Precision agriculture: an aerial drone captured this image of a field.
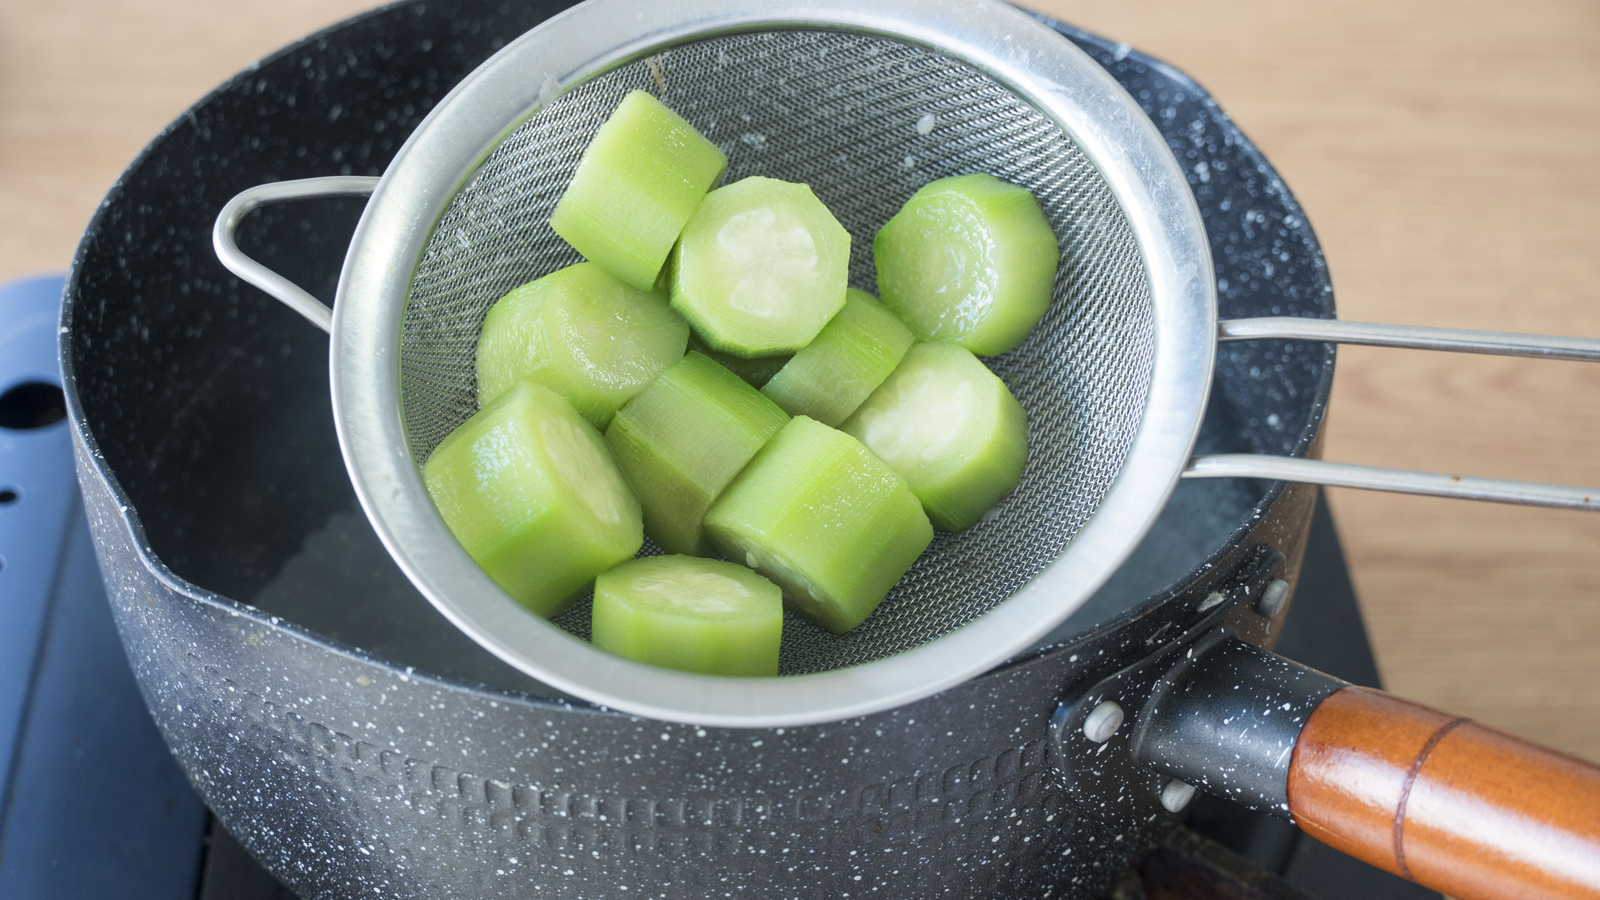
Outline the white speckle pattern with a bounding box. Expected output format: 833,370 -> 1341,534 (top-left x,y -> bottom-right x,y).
70,7 -> 1337,898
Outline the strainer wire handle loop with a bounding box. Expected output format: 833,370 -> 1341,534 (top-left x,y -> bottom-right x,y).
211,176 -> 1600,511
213,176 -> 382,333
1184,317 -> 1600,509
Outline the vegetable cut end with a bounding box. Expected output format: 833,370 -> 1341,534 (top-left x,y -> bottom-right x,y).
475,262 -> 689,428
540,411 -> 627,526
705,416 -> 932,633
874,173 -> 1058,356
761,288 -> 914,426
551,90 -> 728,291
423,382 -> 643,617
843,343 -> 1028,532
606,352 -> 789,556
671,176 -> 850,356
592,555 -> 782,676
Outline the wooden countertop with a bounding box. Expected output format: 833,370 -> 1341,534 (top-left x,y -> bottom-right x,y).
3,0 -> 1596,759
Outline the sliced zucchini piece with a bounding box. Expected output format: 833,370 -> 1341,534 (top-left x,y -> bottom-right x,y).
670,176 -> 850,357
423,382 -> 643,617
592,555 -> 782,676
704,417 -> 932,633
842,342 -> 1027,532
873,173 -> 1058,356
687,331 -> 791,388
761,288 -> 914,426
475,262 -> 690,428
605,352 -> 789,556
550,90 -> 728,291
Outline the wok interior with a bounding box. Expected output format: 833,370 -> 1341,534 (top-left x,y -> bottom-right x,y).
398,30 -> 1157,674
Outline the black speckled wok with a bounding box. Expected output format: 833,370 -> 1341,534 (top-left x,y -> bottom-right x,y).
63,2 -> 1600,898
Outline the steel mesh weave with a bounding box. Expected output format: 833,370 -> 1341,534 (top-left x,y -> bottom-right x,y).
400,30 -> 1155,675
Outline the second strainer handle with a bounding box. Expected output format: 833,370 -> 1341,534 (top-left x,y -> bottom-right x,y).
1183,455 -> 1595,509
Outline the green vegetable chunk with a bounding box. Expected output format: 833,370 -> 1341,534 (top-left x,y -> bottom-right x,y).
687,331 -> 791,388
592,555 -> 783,676
423,382 -> 643,617
671,176 -> 850,357
874,173 -> 1059,356
475,262 -> 690,428
761,288 -> 914,426
550,90 -> 728,291
705,417 -> 932,633
605,352 -> 789,556
843,342 -> 1028,532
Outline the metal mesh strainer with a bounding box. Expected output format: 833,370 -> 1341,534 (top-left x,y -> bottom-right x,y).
400,30 -> 1155,675
211,0 -> 1220,725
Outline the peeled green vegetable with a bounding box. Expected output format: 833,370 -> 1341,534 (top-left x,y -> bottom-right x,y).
605,352 -> 789,556
761,288 -> 914,426
705,416 -> 932,633
550,90 -> 728,291
475,262 -> 690,428
592,555 -> 782,676
843,342 -> 1027,532
671,176 -> 850,357
423,382 -> 643,617
874,173 -> 1058,356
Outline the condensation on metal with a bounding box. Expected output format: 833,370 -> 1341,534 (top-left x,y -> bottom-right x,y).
398,30 -> 1156,675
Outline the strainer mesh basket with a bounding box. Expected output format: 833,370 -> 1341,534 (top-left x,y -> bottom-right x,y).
398,30 -> 1155,675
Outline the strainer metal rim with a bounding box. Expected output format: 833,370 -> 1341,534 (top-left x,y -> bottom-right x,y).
329,0 -> 1216,727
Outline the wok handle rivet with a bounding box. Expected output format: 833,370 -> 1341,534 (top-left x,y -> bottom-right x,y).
1161,779 -> 1198,813
1082,700 -> 1124,743
1256,579 -> 1290,619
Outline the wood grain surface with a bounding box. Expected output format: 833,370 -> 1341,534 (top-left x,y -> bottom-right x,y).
1288,686 -> 1600,900
2,1 -> 1596,759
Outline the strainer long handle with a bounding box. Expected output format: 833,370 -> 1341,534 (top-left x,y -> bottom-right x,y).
1184,456 -> 1595,509
1219,316 -> 1600,361
212,176 -> 381,332
1184,317 -> 1600,509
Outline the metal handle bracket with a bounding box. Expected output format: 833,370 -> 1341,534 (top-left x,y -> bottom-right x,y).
212,176 -> 380,333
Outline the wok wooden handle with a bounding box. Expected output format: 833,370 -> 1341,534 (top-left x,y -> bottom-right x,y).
1288,686 -> 1600,900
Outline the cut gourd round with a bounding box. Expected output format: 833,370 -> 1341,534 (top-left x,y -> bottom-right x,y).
423,382 -> 643,618
687,331 -> 791,388
592,555 -> 783,676
761,288 -> 914,426
550,90 -> 728,291
605,352 -> 789,556
475,262 -> 690,428
670,176 -> 850,357
704,417 -> 932,634
842,342 -> 1028,533
873,173 -> 1059,356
